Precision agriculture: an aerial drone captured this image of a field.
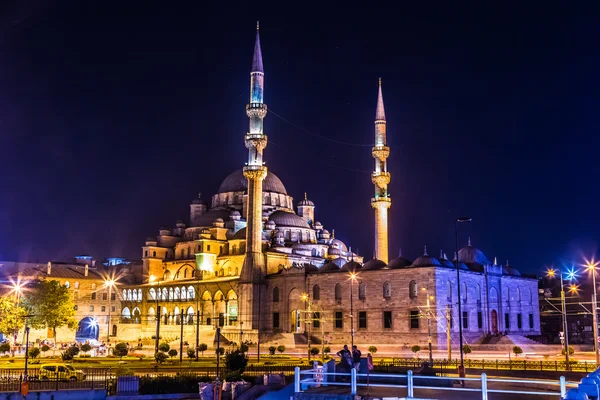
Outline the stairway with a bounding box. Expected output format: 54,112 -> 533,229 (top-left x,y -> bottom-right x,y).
507,334 -> 539,346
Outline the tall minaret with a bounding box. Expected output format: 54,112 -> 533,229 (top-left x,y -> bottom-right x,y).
240,22 -> 268,330
371,78 -> 391,263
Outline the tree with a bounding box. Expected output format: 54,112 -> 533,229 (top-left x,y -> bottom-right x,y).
216,347 -> 224,356
0,297 -> 26,343
411,345 -> 421,357
561,346 -> 575,356
0,343 -> 10,354
225,350 -> 249,375
240,344 -> 249,353
159,342 -> 170,353
268,346 -> 276,355
323,346 -> 331,356
155,351 -> 168,364
114,343 -> 129,359
61,346 -> 79,361
512,346 -> 523,357
187,348 -> 196,359
277,345 -> 286,354
168,349 -> 178,359
24,280 -> 76,345
310,347 -> 320,356
198,343 -> 208,356
462,344 -> 472,358
368,346 -> 378,354
41,345 -> 50,356
81,344 -> 92,355
28,347 -> 40,360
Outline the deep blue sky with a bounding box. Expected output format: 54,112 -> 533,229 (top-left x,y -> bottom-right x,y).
0,2 -> 598,274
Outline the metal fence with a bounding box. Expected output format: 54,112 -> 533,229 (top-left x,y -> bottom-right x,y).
0,367 -> 111,393
386,357 -> 598,372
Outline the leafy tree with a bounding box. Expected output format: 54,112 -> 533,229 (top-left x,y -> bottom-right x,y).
462,344 -> 472,357
41,345 -> 50,355
268,346 -> 276,355
159,342 -> 170,353
411,345 -> 421,357
168,349 -> 178,359
240,344 -> 249,353
0,343 -> 10,354
28,347 -> 40,360
512,346 -> 523,357
81,344 -> 92,354
68,346 -> 80,356
0,297 -> 26,342
323,346 -> 331,356
155,351 -> 168,364
561,346 -> 575,356
114,342 -> 129,359
310,347 -> 320,356
23,280 -> 76,345
216,347 -> 224,356
198,343 -> 208,356
368,346 -> 378,354
61,346 -> 79,361
277,345 -> 286,354
187,348 -> 196,359
225,350 -> 248,375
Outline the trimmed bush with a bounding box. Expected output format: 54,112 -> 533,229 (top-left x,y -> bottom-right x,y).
277,345 -> 286,354
198,343 -> 208,356
310,347 -> 320,356
268,346 -> 276,355
158,343 -> 170,353
187,348 -> 196,359
154,351 -> 168,364
512,346 -> 523,357
28,347 -> 40,360
0,343 -> 10,354
368,346 -> 377,354
561,346 -> 575,356
168,349 -> 178,359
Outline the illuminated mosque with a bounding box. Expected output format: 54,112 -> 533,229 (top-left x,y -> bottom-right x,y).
6,24 -> 540,350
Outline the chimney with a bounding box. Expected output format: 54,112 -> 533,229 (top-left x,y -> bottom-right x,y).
84,264 -> 89,277
47,262 -> 51,275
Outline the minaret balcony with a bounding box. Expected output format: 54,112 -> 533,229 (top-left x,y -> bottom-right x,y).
246,103 -> 267,119
245,134 -> 268,151
371,196 -> 392,208
372,146 -> 390,161
243,165 -> 268,180
371,172 -> 391,188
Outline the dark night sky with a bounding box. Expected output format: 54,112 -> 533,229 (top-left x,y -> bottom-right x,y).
0,2 -> 598,274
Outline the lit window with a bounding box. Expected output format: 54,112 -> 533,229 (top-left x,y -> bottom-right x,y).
101,306 -> 106,312
335,311 -> 343,328
89,305 -> 94,312
383,282 -> 392,299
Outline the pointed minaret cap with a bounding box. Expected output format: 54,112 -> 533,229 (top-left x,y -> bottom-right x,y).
398,248 -> 402,257
423,245 -> 428,256
468,237 -> 472,246
252,21 -> 264,73
494,256 -> 497,265
376,78 -> 386,121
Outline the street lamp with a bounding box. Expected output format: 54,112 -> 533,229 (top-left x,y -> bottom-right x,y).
585,259 -> 599,366
349,272 -> 357,349
150,275 -> 161,354
455,216 -> 471,379
301,293 -> 311,360
546,267 -> 576,368
104,279 -> 116,344
421,286 -> 434,364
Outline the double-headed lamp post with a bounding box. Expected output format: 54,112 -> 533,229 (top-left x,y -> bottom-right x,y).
149,275 -> 161,354
421,286 -> 434,364
104,279 -> 116,343
455,216 -> 471,378
585,260 -> 600,366
349,272 -> 357,349
546,268 -> 577,369
301,293 -> 311,360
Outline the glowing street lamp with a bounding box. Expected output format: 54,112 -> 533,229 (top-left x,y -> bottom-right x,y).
421,286 -> 434,364
150,275 -> 161,354
455,216 -> 471,379
104,279 -> 116,343
301,293 -> 311,360
349,272 -> 357,349
546,267 -> 573,368
584,259 -> 599,366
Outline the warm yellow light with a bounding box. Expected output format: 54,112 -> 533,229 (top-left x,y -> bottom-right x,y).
104,278 -> 116,288
149,275 -> 156,283
349,272 -> 357,281
421,287 -> 427,292
301,293 -> 308,301
546,268 -> 556,278
569,284 -> 579,294
13,283 -> 22,294
429,295 -> 435,300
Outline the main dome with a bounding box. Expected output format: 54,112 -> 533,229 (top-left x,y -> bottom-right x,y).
218,169 -> 287,195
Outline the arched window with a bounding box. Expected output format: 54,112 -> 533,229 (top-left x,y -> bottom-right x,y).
462,282 -> 467,302
517,287 -> 521,302
112,325 -> 117,336
447,281 -> 452,302
163,271 -> 170,281
122,289 -> 127,300
313,285 -> 320,300
358,282 -> 366,300
383,281 -> 392,299
121,307 -> 131,319
187,248 -> 191,257
174,287 -> 181,300
74,281 -> 80,289
409,281 -> 417,299
64,281 -> 70,289
234,267 -> 238,276
132,289 -> 137,301
181,286 -> 187,300
149,288 -> 156,300
528,288 -> 533,304
162,288 -> 168,300
335,284 -> 342,301
273,287 -> 280,302
138,289 -> 142,302
184,269 -> 188,278
180,249 -> 184,258
188,286 -> 195,299
476,284 -> 482,305
91,283 -> 97,290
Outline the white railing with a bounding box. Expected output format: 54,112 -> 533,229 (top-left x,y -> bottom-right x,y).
294,366 -> 574,399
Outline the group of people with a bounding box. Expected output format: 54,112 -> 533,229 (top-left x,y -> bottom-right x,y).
336,344 -> 361,373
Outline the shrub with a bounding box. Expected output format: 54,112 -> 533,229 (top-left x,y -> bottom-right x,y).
512,346 -> 523,357
216,347 -> 224,356
159,343 -> 170,353
561,346 -> 575,356
187,348 -> 196,359
69,346 -> 80,356
198,343 -> 208,356
462,344 -> 472,356
277,345 -> 286,354
368,346 -> 378,354
240,344 -> 249,353
0,343 -> 11,354
28,347 -> 40,360
115,366 -> 134,376
114,343 -> 129,359
323,346 -> 331,355
310,347 -> 320,356
61,351 -> 74,361
411,345 -> 421,356
41,345 -> 50,353
155,351 -> 168,364
81,343 -> 92,354
225,350 -> 249,374
268,346 -> 276,355
168,349 -> 178,359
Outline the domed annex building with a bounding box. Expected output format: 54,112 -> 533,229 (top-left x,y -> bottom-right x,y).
113,25 -> 540,349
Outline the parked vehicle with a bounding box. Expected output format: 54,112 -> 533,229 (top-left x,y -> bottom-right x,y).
38,364 -> 86,381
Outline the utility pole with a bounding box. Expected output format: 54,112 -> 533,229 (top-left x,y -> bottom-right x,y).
426,292 -> 433,364
446,305 -> 452,361
179,310 -> 184,364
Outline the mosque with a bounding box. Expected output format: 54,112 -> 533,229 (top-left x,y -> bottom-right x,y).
4,24 -> 540,350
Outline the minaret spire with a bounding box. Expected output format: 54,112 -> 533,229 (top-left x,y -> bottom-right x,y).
252,21 -> 264,74
371,78 -> 391,263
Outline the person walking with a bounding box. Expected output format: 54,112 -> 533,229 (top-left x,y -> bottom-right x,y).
352,345 -> 361,372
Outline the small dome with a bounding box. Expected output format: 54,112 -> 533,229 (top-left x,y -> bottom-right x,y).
333,257 -> 346,267
201,228 -> 211,234
319,261 -> 340,273
503,263 -> 521,276
458,242 -> 490,265
330,239 -> 348,252
298,193 -> 315,207
411,255 -> 441,267
265,220 -> 276,229
363,259 -> 387,270
388,257 -> 412,269
322,229 -> 330,236
314,221 -> 323,229
305,264 -> 319,273
328,247 -> 341,256
214,218 -> 224,223
268,210 -> 310,228
439,257 -> 454,267
191,194 -> 207,205
341,260 -> 362,272
232,227 -> 266,241
218,169 -> 287,195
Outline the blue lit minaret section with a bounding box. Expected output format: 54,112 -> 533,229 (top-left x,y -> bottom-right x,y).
240,22 -> 268,331
371,78 -> 391,263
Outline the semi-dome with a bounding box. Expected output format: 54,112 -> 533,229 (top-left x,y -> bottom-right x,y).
458,242 -> 490,265
330,239 -> 348,252
320,261 -> 340,273
268,210 -> 310,228
388,257 -> 412,269
363,259 -> 387,270
341,260 -> 362,272
218,169 -> 287,195
232,227 -> 267,241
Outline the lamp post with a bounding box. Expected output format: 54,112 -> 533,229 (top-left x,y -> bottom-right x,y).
586,260 -> 599,366
104,279 -> 115,344
301,293 -> 311,360
421,286 -> 434,364
455,216 -> 471,379
349,272 -> 357,349
12,282 -> 23,344
150,275 -> 161,354
546,268 -> 576,369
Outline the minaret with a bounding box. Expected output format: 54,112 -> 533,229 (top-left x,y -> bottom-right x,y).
240,22 -> 268,330
371,78 -> 391,263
